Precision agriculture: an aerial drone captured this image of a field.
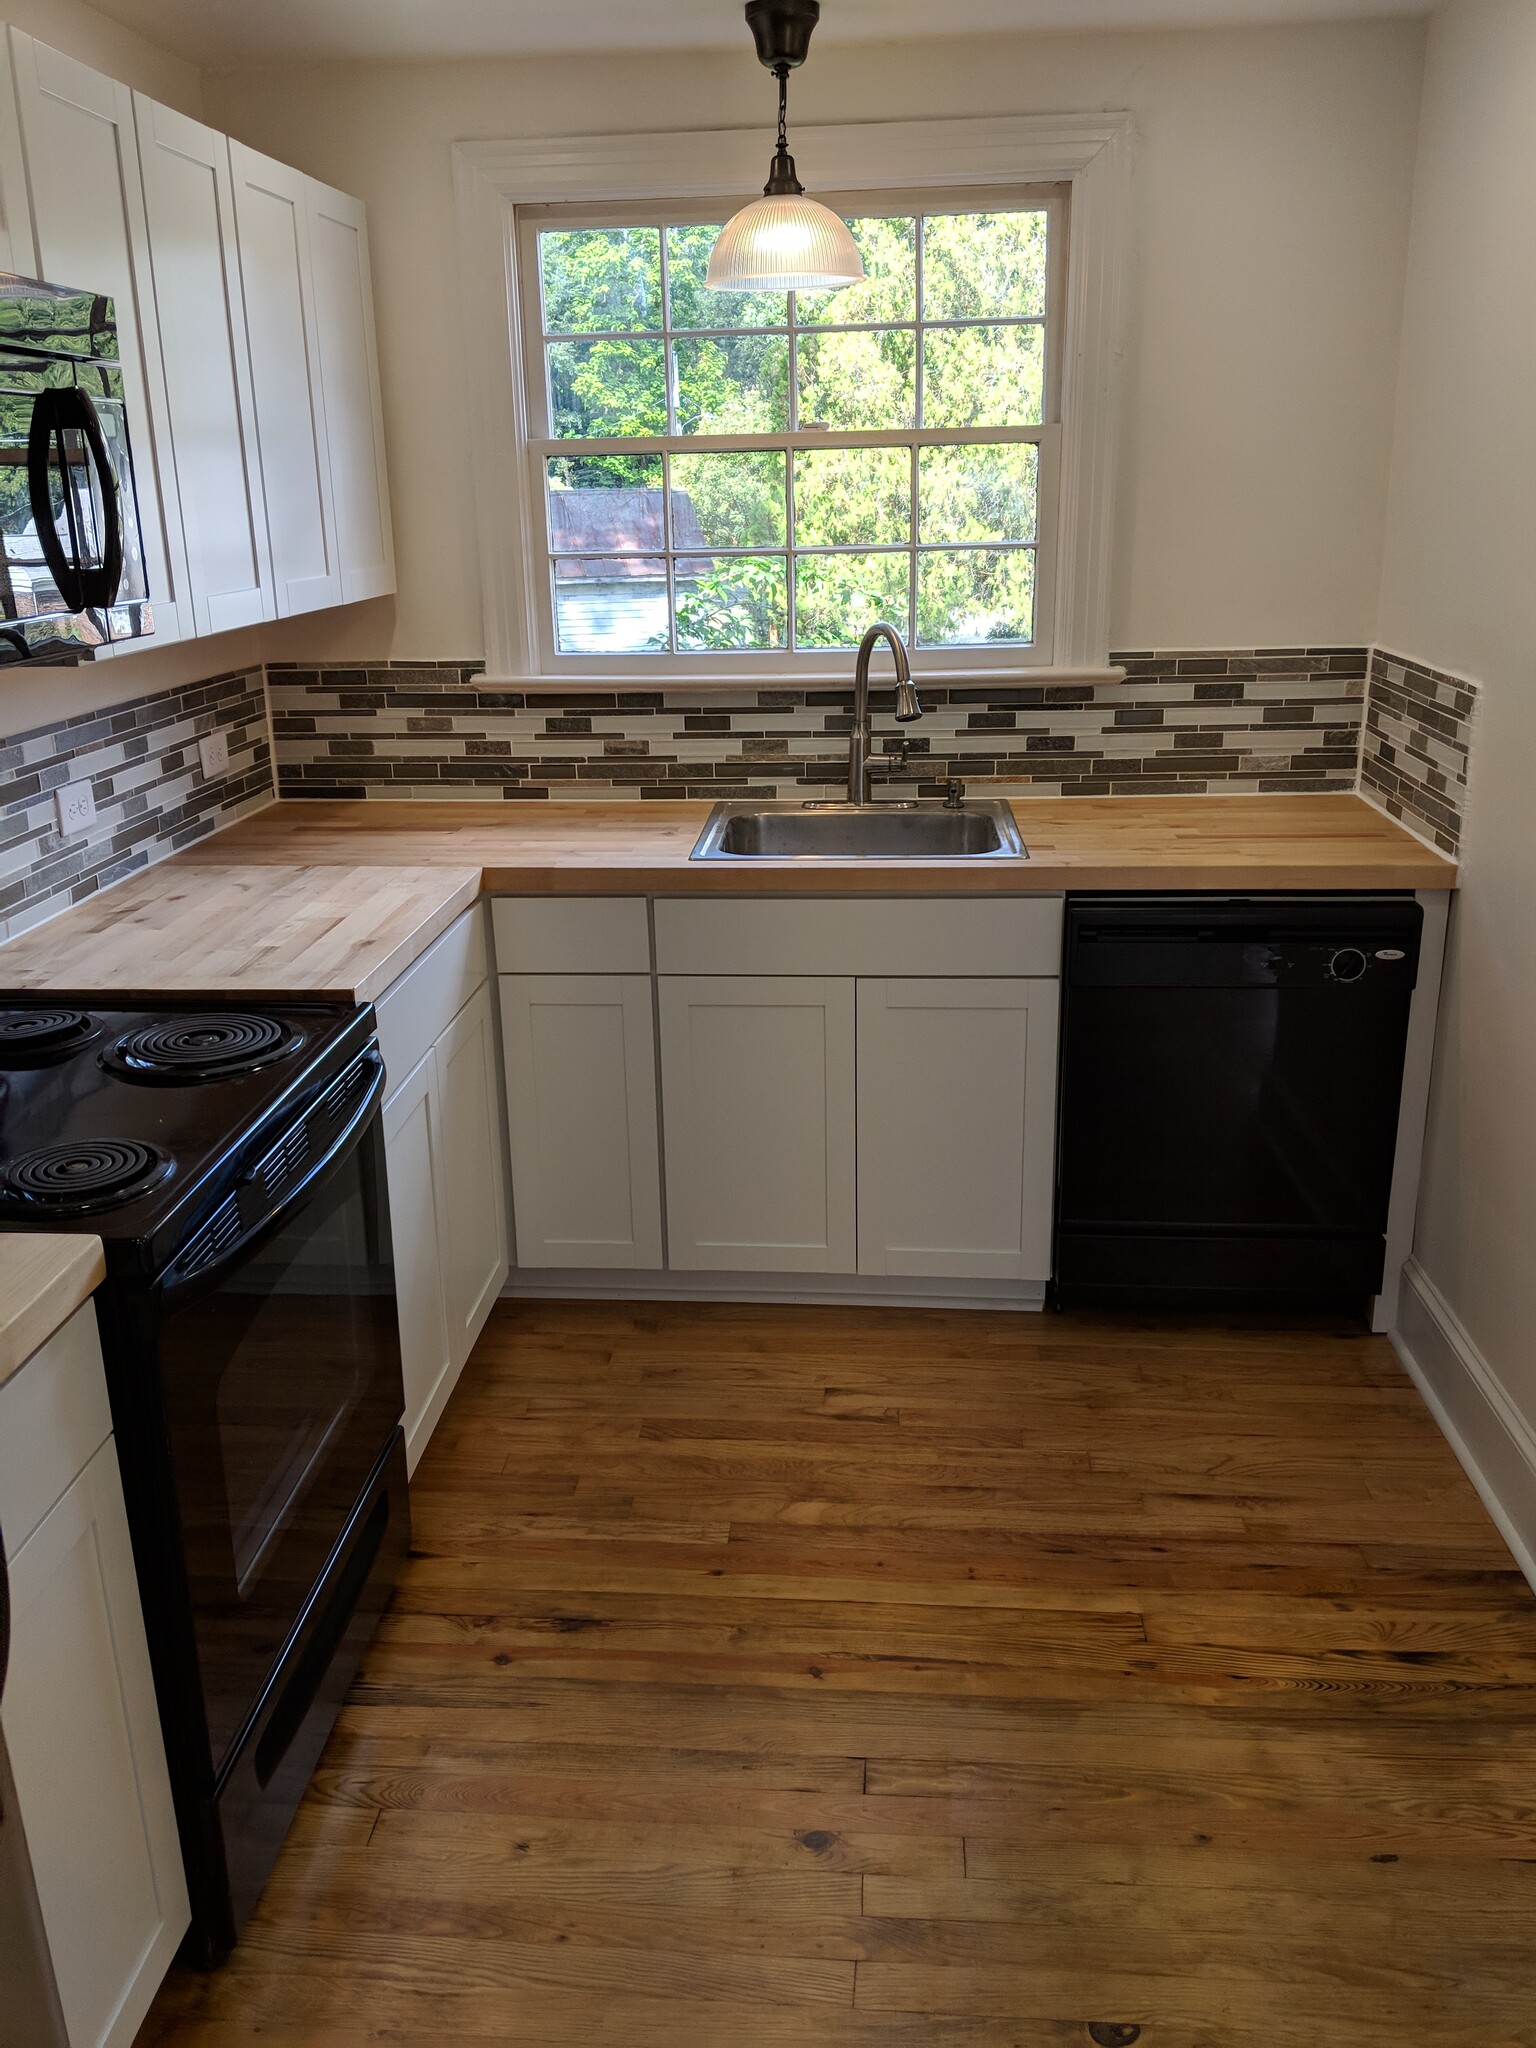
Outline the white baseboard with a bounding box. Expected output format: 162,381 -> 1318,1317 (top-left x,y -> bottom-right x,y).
1392,1258 -> 1536,1594
500,1267 -> 1047,1313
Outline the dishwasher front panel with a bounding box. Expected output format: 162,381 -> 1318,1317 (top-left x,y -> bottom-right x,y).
1055,895 -> 1423,1307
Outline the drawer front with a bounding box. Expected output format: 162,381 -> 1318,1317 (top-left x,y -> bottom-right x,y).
0,1301 -> 112,1560
492,896 -> 652,975
376,902 -> 488,1093
653,897 -> 1065,978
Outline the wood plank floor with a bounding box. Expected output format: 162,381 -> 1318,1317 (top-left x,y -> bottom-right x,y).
138,1301 -> 1536,2047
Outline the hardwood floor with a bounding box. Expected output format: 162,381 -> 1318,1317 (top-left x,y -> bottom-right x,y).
138,1301 -> 1536,2046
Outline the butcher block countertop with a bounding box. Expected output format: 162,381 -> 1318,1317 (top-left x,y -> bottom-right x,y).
0,794 -> 1454,1004
0,1235 -> 105,1391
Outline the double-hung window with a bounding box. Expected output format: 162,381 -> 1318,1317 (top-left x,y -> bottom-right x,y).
514,186 -> 1067,675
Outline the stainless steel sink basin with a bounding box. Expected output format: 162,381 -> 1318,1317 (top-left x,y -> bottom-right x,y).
690,799 -> 1027,861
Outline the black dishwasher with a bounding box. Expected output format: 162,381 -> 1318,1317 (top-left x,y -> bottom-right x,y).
1054,894 -> 1423,1311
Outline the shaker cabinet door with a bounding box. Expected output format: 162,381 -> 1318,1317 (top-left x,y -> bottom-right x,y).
856,977 -> 1059,1282
381,1047 -> 453,1475
135,96 -> 274,634
659,975 -> 856,1274
436,980 -> 510,1359
305,177 -> 394,603
227,141 -> 342,616
500,973 -> 663,1271
3,1438 -> 190,2048
7,31 -> 190,644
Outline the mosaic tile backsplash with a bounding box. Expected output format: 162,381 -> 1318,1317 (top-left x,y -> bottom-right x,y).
267,648 -> 1367,805
1360,648 -> 1476,858
0,667 -> 272,943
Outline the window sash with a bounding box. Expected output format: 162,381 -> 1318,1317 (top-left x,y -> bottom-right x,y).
515,187 -> 1068,674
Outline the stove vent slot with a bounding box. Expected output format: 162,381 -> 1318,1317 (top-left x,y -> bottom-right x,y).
181,1192 -> 241,1276
253,1121 -> 311,1203
321,1057 -> 369,1125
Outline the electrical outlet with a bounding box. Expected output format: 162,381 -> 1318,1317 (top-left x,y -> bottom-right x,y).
197,730 -> 230,778
55,779 -> 97,836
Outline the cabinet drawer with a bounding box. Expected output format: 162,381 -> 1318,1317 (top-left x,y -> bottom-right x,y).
492,896 -> 652,975
653,897 -> 1064,978
0,1302 -> 112,1561
376,903 -> 488,1093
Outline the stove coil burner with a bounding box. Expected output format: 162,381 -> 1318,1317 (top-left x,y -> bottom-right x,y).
105,1013 -> 302,1084
0,1007 -> 99,1064
0,1138 -> 172,1215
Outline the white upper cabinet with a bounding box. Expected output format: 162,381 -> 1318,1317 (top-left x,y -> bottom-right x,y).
306,177 -> 394,603
227,141 -> 342,616
134,97 -> 274,634
3,30 -> 190,644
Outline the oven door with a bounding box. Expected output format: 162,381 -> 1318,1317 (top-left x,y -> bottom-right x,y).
152,1064 -> 404,1772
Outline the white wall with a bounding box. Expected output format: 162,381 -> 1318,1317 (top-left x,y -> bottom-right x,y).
205,19 -> 1426,665
1376,0 -> 1536,1413
4,0 -> 200,114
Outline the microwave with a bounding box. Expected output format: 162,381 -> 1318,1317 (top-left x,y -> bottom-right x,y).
0,271 -> 154,665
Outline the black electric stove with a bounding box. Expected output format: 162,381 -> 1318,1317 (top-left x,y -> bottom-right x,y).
0,998 -> 408,1961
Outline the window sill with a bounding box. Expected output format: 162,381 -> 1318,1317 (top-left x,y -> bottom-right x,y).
477,666 -> 1128,693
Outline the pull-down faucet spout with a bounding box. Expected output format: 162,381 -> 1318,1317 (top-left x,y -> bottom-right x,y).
847,622 -> 922,805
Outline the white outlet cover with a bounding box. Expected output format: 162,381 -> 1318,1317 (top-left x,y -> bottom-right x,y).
198,730 -> 230,778
55,779 -> 97,836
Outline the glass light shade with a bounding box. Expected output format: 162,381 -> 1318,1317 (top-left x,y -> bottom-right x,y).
706,195 -> 865,292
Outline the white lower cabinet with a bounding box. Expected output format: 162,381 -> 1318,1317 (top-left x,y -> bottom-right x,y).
659,975 -> 857,1273
0,1304 -> 189,2048
499,974 -> 663,1269
857,977 -> 1060,1281
378,926 -> 509,1473
381,1047 -> 452,1467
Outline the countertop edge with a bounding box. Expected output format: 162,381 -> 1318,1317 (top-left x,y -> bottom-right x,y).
0,1235 -> 106,1391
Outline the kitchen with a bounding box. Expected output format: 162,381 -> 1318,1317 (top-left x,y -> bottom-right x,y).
0,0 -> 1530,2041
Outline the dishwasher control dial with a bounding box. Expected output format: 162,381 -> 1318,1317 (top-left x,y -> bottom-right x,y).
1328,947 -> 1368,983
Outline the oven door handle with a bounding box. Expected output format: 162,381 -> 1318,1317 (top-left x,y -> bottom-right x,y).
159,1050 -> 387,1297
27,385 -> 124,613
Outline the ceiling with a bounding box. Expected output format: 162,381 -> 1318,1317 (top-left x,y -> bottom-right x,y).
92,0 -> 1431,70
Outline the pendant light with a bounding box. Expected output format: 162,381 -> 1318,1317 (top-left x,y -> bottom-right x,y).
706,0 -> 864,294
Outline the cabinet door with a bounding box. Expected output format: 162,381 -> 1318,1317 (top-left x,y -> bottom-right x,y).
134,96 -> 274,634
500,974 -> 662,1270
3,1438 -> 189,2048
436,981 -> 510,1359
8,31 -> 189,644
381,1047 -> 452,1475
305,177 -> 394,602
857,977 -> 1060,1281
227,141 -> 341,615
659,976 -> 856,1274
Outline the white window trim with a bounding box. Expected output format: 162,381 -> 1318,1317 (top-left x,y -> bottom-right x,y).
453,112 -> 1132,687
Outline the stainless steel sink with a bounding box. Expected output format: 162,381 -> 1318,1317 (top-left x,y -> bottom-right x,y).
690,799 -> 1027,861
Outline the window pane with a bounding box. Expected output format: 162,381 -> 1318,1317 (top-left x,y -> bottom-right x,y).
546,455 -> 665,554
554,556 -> 669,653
918,443 -> 1038,545
676,556 -> 788,651
797,329 -> 916,430
921,324 -> 1043,428
795,216 -> 916,326
917,547 -> 1035,646
794,447 -> 910,547
795,552 -> 910,649
666,223 -> 788,331
670,452 -> 786,549
673,334 -> 789,434
540,227 -> 662,333
547,338 -> 667,439
922,210 -> 1047,321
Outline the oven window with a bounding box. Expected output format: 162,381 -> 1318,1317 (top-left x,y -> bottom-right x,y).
158,1128 -> 403,1766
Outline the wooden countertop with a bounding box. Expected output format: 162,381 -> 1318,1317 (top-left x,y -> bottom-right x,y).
0,794 -> 1454,1004
0,1235 -> 104,1390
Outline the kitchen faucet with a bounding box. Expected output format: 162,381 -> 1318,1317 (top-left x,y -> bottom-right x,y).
847,622 -> 922,805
